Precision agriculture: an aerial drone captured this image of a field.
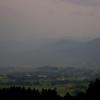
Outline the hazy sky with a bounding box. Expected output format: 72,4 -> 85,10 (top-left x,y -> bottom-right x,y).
0,0 -> 100,67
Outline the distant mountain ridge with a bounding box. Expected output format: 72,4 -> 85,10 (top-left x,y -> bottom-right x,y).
41,37 -> 100,68
0,37 -> 100,68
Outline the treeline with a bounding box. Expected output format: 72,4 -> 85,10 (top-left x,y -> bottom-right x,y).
0,79 -> 100,100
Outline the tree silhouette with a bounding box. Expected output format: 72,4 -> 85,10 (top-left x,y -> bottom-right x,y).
0,79 -> 100,100
86,79 -> 100,100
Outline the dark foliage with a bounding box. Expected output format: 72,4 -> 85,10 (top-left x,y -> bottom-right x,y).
0,79 -> 100,100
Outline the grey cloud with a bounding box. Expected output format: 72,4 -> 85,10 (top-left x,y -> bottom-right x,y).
66,0 -> 100,6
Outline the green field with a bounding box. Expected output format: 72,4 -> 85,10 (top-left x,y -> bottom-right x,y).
0,75 -> 89,96
0,81 -> 88,96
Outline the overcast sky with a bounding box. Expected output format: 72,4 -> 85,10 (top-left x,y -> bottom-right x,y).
0,0 -> 100,67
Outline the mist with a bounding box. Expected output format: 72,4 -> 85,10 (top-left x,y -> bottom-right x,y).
0,0 -> 100,67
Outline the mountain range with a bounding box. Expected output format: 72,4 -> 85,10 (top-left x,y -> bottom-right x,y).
0,37 -> 100,69
38,37 -> 100,68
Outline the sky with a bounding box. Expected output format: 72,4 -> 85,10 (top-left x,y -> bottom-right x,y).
0,0 -> 100,67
